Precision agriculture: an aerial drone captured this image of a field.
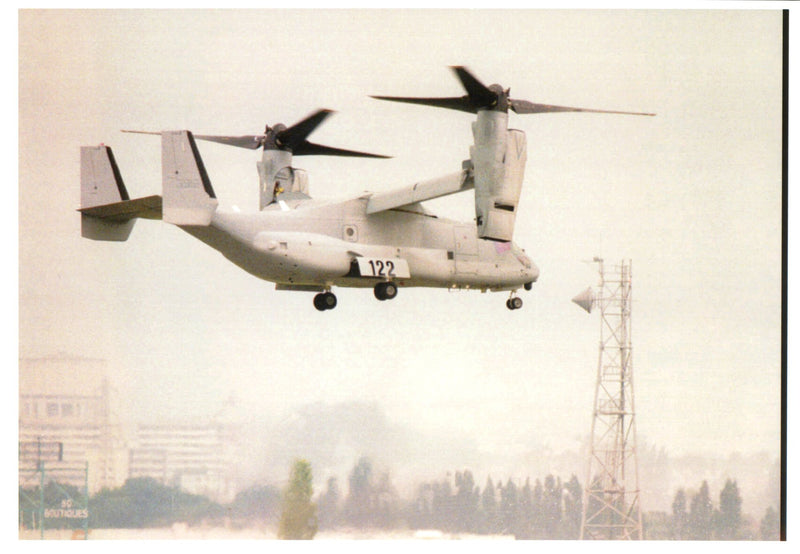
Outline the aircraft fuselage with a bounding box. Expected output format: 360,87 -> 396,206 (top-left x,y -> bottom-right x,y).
182,195 -> 539,292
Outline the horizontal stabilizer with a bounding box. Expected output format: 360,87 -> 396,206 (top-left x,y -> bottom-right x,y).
78,195 -> 162,221
80,215 -> 134,242
366,166 -> 474,214
79,196 -> 162,241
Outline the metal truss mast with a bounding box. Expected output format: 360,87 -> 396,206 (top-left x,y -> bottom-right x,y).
577,258 -> 642,540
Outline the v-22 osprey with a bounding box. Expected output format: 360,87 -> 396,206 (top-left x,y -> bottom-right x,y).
78,67 -> 653,311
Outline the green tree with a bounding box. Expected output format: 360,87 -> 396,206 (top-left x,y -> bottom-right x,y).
542,475 -> 562,539
531,478 -> 544,538
454,470 -> 479,532
373,471 -> 400,528
409,482 -> 433,530
344,457 -> 373,527
562,475 -> 582,539
760,506 -> 779,540
716,479 -> 742,539
432,478 -> 454,531
688,481 -> 713,540
671,488 -> 688,539
499,478 -> 518,535
317,476 -> 340,530
230,484 -> 281,523
516,478 -> 534,539
480,476 -> 499,534
408,483 -> 433,529
278,459 -> 317,540
88,477 -> 222,529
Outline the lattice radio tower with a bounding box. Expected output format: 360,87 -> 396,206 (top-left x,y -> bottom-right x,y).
572,258 -> 643,539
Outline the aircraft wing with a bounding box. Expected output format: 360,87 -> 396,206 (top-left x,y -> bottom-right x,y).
365,167 -> 474,215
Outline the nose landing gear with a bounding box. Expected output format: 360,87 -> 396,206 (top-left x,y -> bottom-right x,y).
313,291 -> 337,311
506,292 -> 523,310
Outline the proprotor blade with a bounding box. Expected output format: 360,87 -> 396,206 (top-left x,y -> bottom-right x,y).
371,66 -> 500,114
193,134 -> 265,149
277,109 -> 335,151
124,129 -> 267,149
169,109 -> 389,158
369,95 -> 476,114
372,66 -> 655,117
278,109 -> 389,157
294,141 -> 391,158
510,99 -> 656,117
450,66 -> 498,108
121,129 -> 162,137
126,128 -> 242,148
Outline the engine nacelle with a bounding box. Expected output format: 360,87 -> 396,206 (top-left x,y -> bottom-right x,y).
257,150 -> 310,209
470,111 -> 527,242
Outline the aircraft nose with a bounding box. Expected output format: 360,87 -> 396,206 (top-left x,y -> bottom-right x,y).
528,260 -> 540,282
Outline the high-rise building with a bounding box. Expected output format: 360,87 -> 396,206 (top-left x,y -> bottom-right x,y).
18,355 -> 129,493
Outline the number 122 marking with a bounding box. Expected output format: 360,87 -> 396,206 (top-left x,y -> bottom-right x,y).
368,259 -> 395,277
357,258 -> 410,279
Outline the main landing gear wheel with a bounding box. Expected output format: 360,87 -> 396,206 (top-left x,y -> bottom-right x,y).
314,291 -> 337,311
374,281 -> 398,301
506,296 -> 523,310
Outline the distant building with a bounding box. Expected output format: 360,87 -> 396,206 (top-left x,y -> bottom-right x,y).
20,355 -> 243,502
18,356 -> 129,493
128,421 -> 238,502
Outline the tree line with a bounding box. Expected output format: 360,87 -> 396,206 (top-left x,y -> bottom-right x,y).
19,457 -> 780,540
309,457 -> 780,540
288,457 -> 779,540
654,479 -> 779,540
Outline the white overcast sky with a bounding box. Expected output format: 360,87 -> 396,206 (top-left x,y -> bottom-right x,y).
16,6 -> 792,479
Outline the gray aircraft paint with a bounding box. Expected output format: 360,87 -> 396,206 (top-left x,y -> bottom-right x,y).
80,126 -> 538,300
79,93 -> 545,307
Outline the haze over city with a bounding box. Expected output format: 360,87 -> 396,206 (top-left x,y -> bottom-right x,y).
17,7 -> 788,524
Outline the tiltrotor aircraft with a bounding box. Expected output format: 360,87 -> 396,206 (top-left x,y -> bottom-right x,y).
79,66 -> 653,311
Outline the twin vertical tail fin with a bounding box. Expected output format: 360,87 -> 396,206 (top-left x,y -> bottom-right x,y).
79,145 -> 161,241
81,145 -> 130,206
160,130 -> 218,225
79,131 -> 218,241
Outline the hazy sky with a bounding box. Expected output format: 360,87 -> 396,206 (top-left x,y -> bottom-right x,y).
18,8 -> 787,476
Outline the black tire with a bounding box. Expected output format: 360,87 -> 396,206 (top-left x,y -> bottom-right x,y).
314,292 -> 337,311
323,292 -> 337,310
374,282 -> 398,301
383,282 -> 398,299
511,297 -> 523,310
